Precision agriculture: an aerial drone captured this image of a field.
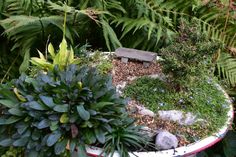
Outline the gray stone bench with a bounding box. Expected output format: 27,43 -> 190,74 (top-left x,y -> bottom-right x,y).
115,47 -> 157,67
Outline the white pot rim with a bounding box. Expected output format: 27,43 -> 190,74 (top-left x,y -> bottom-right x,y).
85,84 -> 234,157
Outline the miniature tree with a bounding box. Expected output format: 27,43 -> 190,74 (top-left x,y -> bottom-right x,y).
159,20 -> 221,92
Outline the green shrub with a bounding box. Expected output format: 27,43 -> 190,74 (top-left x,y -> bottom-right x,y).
0,64 -> 147,156
159,20 -> 221,91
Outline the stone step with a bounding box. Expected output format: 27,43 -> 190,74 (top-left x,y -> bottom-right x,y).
115,47 -> 157,62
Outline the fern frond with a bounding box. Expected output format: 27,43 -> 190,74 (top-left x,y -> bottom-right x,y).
217,52 -> 236,86
101,19 -> 122,51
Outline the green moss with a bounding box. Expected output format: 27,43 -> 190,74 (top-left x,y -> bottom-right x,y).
124,76 -> 230,138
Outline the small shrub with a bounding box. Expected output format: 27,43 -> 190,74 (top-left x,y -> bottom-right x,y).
159,20 -> 222,91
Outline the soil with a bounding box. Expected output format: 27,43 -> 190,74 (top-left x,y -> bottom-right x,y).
112,59 -> 161,85
112,59 -> 192,147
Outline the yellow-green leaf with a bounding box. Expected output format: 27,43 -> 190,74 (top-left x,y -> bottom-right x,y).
37,50 -> 46,61
13,88 -> 26,102
67,46 -> 74,64
72,59 -> 81,65
48,43 -> 55,58
58,38 -> 68,66
60,113 -> 69,123
30,58 -> 53,70
77,81 -> 82,89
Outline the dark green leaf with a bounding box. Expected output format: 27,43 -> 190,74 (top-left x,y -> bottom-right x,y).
29,101 -> 48,110
0,89 -> 18,102
50,121 -> 59,131
77,105 -> 90,121
47,131 -> 62,146
88,109 -> 97,116
22,130 -> 31,138
27,150 -> 39,157
69,139 -> 77,153
77,144 -> 88,157
28,111 -> 42,118
39,95 -> 56,108
42,134 -> 50,146
16,123 -> 29,134
0,138 -> 13,146
13,137 -> 28,146
0,99 -> 17,108
91,102 -> 114,110
37,119 -> 50,129
19,49 -> 30,73
27,140 -> 37,149
8,108 -> 23,116
84,130 -> 96,144
54,139 -> 67,155
69,115 -> 78,123
32,130 -> 41,141
0,116 -> 21,125
94,128 -> 105,144
53,104 -> 69,112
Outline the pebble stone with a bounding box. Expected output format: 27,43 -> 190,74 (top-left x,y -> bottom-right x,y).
155,131 -> 178,150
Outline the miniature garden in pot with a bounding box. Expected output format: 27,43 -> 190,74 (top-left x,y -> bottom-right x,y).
85,21 -> 234,157
0,21 -> 233,157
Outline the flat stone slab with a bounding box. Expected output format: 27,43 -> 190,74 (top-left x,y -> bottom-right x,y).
115,48 -> 157,62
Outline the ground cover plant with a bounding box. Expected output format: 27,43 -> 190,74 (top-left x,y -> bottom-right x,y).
124,76 -> 230,140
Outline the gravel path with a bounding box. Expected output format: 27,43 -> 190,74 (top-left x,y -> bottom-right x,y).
112,59 -> 161,85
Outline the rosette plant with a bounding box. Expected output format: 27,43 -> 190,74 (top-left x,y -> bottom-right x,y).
0,64 -> 131,156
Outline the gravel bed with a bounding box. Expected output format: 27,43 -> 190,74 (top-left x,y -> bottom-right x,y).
112,59 -> 161,85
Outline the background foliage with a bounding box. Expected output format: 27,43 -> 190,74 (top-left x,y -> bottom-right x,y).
1,0 -> 236,84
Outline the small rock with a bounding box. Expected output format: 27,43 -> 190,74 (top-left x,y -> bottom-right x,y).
158,110 -> 197,125
156,56 -> 163,61
127,76 -> 137,81
155,131 -> 178,150
139,108 -> 155,117
143,62 -> 150,68
140,126 -> 157,138
116,82 -> 127,95
121,57 -> 128,63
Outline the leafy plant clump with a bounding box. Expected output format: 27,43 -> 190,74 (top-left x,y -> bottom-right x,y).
0,64 -> 149,157
159,20 -> 221,91
30,38 -> 80,71
124,76 -> 230,138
